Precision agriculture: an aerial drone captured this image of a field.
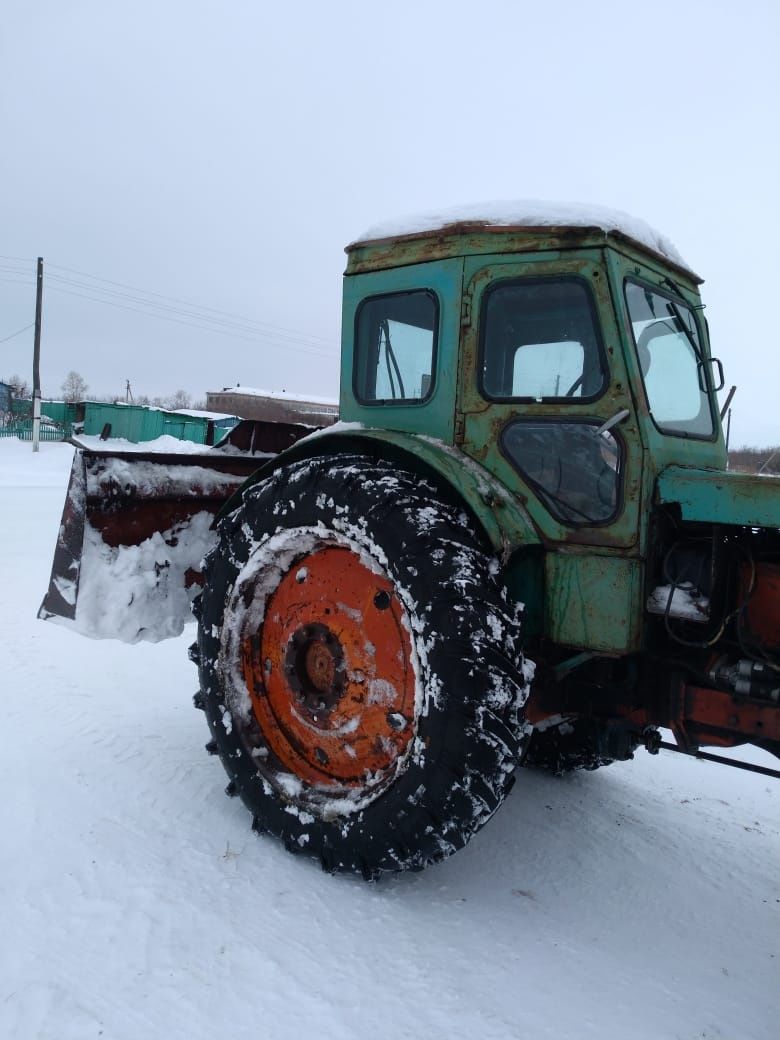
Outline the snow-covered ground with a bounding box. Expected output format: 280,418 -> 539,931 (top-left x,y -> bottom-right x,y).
1,439 -> 777,1040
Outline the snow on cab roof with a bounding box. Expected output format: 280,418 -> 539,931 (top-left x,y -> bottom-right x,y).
353,199 -> 692,273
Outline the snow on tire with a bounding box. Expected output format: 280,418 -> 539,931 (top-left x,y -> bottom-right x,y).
195,455 -> 532,878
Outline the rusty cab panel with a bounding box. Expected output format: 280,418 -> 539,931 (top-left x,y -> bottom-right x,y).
457,248 -> 646,656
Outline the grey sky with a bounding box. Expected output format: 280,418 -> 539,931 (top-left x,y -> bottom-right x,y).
1,0 -> 777,445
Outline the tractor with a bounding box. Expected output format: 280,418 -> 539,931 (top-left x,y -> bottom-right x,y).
40,203 -> 780,879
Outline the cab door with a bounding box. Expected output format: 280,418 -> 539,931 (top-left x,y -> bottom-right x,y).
457,253 -> 645,652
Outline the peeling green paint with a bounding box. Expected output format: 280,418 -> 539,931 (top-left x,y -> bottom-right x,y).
545,553 -> 643,652
658,467 -> 780,528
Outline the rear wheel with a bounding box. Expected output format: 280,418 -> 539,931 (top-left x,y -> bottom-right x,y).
194,455 -> 532,878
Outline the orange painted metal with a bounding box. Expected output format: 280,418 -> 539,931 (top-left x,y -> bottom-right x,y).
739,561 -> 780,653
680,684 -> 780,746
524,692 -> 554,726
526,675 -> 780,749
241,546 -> 416,788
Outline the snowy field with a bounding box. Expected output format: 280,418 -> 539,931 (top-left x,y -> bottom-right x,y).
1,439 -> 778,1040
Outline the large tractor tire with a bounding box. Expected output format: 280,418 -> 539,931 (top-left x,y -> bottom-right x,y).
193,455 -> 532,879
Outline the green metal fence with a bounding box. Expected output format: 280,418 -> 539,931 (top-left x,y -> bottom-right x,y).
40,401 -> 78,427
81,403 -> 213,444
3,399 -> 239,447
161,417 -> 207,443
0,419 -> 69,441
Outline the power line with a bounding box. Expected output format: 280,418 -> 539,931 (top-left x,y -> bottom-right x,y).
45,282 -> 335,358
0,255 -> 339,360
45,283 -> 336,360
0,322 -> 34,344
44,271 -> 335,352
46,260 -> 335,346
0,266 -> 35,283
0,277 -> 35,287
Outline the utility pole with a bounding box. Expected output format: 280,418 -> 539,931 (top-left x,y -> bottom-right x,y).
720,385 -> 737,466
758,448 -> 778,475
32,257 -> 43,453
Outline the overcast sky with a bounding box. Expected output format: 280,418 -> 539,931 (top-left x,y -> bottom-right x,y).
1,0 -> 778,445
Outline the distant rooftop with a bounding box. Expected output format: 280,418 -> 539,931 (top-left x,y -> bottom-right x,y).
205,386 -> 339,428
351,199 -> 692,273
213,386 -> 338,408
168,407 -> 235,420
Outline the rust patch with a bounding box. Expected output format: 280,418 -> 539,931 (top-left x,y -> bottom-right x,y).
39,447 -> 261,625
82,450 -> 260,547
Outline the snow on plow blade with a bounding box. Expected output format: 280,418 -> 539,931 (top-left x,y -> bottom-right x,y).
39,448 -> 262,643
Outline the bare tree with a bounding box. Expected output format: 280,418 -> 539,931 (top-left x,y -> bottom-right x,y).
6,373 -> 30,398
61,370 -> 89,403
165,389 -> 191,410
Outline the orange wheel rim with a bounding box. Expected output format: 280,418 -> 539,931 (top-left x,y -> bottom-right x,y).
240,545 -> 416,789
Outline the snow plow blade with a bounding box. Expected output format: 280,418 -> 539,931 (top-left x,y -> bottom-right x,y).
38,447 -> 262,643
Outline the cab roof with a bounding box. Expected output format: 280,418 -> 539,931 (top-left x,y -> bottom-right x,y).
346,200 -> 700,283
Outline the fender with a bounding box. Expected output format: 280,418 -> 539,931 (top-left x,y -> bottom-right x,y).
219,424 -> 541,559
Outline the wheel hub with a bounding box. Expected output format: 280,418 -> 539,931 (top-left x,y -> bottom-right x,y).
285,622 -> 345,711
240,544 -> 417,791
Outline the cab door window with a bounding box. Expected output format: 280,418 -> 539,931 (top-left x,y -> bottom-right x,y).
480,278 -> 607,402
501,420 -> 623,526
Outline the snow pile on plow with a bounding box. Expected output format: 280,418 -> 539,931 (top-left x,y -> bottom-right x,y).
39,447 -> 262,643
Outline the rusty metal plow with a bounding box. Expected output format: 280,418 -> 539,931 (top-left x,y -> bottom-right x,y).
39,447 -> 261,643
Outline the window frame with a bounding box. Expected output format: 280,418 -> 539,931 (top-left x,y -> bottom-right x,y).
477,275 -> 610,405
623,277 -> 717,442
352,288 -> 440,407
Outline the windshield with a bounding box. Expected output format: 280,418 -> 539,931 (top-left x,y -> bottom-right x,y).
624,281 -> 714,438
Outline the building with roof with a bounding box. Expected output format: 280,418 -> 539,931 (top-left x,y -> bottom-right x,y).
205,386 -> 338,428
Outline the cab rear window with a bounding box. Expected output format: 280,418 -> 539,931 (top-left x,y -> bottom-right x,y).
353,290 -> 438,404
